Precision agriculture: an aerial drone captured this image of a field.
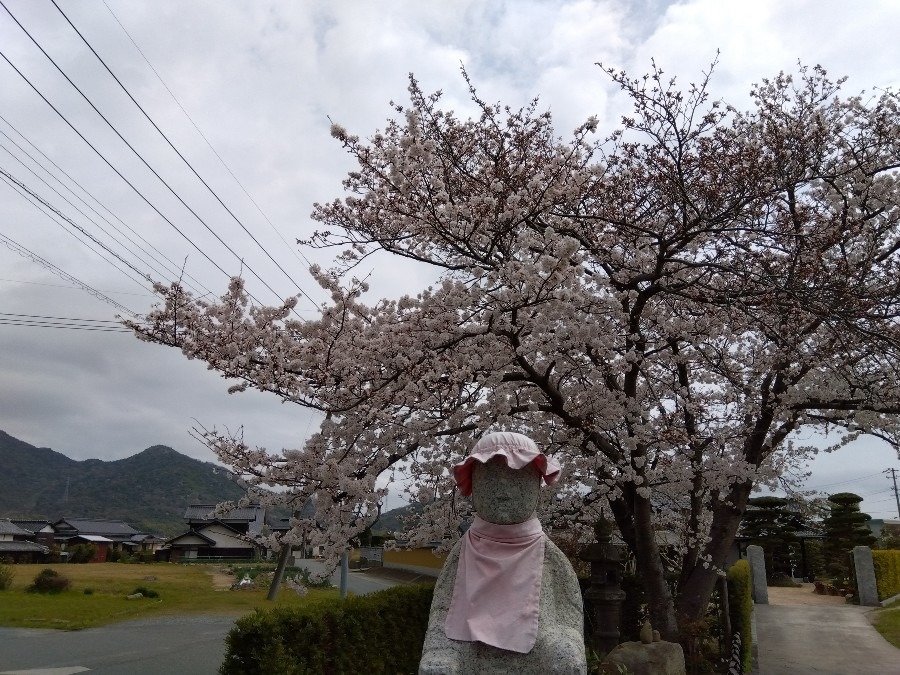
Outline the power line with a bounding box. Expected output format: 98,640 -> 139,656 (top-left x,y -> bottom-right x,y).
0,276 -> 151,297
0,318 -> 130,332
0,311 -> 128,331
0,165 -> 154,288
885,468 -> 900,520
0,2 -> 292,309
805,471 -> 884,491
101,0 -> 319,284
53,0 -> 318,309
0,231 -> 136,316
0,118 -> 210,296
0,311 -> 121,323
0,169 -> 153,292
0,46 -> 243,298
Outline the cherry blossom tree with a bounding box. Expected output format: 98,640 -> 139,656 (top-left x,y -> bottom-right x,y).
129,62 -> 900,639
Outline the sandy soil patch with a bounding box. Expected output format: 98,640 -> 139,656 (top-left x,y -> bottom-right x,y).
206,567 -> 235,591
766,582 -> 850,606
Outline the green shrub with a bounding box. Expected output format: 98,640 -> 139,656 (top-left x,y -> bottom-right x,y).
83,588 -> 94,595
130,586 -> 160,598
27,568 -> 72,594
68,544 -> 97,564
727,560 -> 753,674
220,583 -> 434,675
873,550 -> 900,601
0,560 -> 14,590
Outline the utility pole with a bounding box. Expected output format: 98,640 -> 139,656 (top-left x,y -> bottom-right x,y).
885,468 -> 900,520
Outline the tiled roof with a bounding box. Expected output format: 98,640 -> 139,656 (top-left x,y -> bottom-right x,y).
55,519 -> 140,535
0,519 -> 32,536
9,520 -> 52,533
0,541 -> 49,553
184,504 -> 263,521
131,533 -> 165,543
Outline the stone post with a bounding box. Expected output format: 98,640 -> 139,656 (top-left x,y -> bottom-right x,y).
580,520 -> 627,655
746,545 -> 768,604
852,546 -> 880,607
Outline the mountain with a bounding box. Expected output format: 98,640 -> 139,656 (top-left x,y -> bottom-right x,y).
373,502 -> 424,535
0,430 -> 245,536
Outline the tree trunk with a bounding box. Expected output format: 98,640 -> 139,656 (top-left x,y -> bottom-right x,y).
266,542 -> 292,601
675,483 -> 751,624
611,491 -> 679,641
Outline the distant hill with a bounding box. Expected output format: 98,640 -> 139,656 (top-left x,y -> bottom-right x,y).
373,502 -> 424,535
0,430 -> 245,536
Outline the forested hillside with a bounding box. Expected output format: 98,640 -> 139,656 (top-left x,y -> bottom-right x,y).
0,430 -> 245,536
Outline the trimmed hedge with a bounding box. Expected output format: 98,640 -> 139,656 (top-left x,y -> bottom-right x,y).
219,583 -> 434,675
727,560 -> 753,674
873,550 -> 900,601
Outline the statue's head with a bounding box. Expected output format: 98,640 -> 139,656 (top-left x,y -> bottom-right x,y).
453,432 -> 561,525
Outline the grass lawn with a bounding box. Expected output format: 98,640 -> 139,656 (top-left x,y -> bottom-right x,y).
0,563 -> 338,630
873,598 -> 900,649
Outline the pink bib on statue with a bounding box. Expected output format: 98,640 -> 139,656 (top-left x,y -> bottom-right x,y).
444,515 -> 546,653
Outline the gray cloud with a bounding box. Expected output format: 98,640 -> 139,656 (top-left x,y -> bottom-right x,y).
0,0 -> 897,515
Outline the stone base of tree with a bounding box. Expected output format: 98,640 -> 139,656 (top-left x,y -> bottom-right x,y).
600,641 -> 686,675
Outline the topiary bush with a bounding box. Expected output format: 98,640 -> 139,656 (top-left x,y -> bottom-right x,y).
220,583 -> 434,675
27,568 -> 71,594
727,560 -> 753,674
872,550 -> 900,601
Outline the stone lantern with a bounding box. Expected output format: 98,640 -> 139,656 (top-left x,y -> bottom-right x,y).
579,518 -> 626,655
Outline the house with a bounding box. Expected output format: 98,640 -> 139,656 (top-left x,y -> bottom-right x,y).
158,520 -> 262,562
182,504 -> 266,536
0,518 -> 50,562
51,518 -> 151,562
9,520 -> 55,547
128,533 -> 166,554
869,518 -> 900,539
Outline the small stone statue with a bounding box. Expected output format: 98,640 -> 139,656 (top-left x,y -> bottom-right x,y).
418,432 -> 587,675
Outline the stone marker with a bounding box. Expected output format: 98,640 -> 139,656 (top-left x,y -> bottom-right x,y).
418,431 -> 586,675
853,546 -> 880,607
746,545 -> 768,604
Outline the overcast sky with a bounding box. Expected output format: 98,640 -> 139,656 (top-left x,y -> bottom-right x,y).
1,0 -> 899,518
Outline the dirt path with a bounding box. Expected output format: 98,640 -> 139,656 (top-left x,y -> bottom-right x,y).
766,582 -> 849,606
205,567 -> 234,591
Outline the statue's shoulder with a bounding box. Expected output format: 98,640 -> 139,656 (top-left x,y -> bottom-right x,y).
543,536 -> 569,563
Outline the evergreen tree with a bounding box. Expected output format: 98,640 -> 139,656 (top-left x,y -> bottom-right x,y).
741,496 -> 805,579
822,492 -> 876,579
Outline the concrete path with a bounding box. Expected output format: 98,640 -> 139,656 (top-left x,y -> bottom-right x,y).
755,584 -> 900,674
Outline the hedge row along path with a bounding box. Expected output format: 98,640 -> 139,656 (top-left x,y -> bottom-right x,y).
756,583 -> 900,674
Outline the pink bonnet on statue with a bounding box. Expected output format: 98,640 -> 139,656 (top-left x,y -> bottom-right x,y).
452,431 -> 561,497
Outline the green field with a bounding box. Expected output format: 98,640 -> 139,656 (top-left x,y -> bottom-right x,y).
873,599 -> 900,649
0,563 -> 338,630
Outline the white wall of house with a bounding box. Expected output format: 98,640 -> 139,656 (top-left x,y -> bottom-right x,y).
201,524 -> 255,549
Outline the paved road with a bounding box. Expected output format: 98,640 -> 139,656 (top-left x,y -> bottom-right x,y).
755,587 -> 900,674
0,568 -> 400,675
296,560 -> 404,595
0,616 -> 233,675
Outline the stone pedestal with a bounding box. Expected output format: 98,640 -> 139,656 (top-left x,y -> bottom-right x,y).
746,545 -> 768,604
600,641 -> 685,675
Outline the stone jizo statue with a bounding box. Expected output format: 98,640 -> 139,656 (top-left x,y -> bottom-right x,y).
418,431 -> 587,675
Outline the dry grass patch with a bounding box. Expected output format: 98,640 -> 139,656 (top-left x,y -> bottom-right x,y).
0,563 -> 338,630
